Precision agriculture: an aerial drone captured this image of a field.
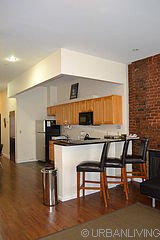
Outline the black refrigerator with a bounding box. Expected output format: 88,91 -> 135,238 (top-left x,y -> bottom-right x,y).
36,120 -> 60,162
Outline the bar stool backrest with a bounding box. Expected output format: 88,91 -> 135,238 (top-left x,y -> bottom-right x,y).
139,138 -> 149,162
100,143 -> 109,171
121,140 -> 130,166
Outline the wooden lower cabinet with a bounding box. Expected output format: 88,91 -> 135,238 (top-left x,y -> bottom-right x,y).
49,141 -> 54,165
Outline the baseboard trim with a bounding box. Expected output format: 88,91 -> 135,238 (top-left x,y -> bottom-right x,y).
16,159 -> 38,164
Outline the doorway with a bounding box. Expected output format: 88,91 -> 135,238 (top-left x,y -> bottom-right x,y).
9,111 -> 15,161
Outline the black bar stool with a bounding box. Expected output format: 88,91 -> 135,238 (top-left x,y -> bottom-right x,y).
104,140 -> 129,200
125,138 -> 149,181
76,143 -> 109,207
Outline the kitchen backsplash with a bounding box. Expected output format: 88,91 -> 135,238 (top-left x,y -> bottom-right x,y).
61,124 -> 126,140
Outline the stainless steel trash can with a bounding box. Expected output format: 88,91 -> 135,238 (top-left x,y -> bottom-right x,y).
41,167 -> 58,206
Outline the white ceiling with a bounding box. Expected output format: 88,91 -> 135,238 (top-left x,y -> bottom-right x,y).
0,0 -> 160,90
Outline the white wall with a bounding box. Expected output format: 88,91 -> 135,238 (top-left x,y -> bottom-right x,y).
8,48 -> 127,97
56,78 -> 123,104
16,87 -> 47,163
8,49 -> 61,97
0,90 -> 16,158
61,48 -> 126,84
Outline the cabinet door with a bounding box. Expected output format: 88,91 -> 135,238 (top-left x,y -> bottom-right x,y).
62,104 -> 70,125
103,95 -> 122,124
103,96 -> 113,124
56,105 -> 63,125
47,106 -> 56,116
86,99 -> 94,112
78,100 -> 86,113
70,102 -> 77,125
112,95 -> 122,124
50,106 -> 56,116
93,98 -> 104,125
47,107 -> 51,116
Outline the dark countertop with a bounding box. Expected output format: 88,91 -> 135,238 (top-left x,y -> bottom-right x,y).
54,138 -> 124,146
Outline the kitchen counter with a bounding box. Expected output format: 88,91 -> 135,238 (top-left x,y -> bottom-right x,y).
54,138 -> 123,146
54,139 -> 132,202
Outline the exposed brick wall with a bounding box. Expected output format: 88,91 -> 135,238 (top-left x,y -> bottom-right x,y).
129,54 -> 160,150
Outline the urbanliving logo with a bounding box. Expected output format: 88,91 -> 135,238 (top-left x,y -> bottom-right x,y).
81,228 -> 160,238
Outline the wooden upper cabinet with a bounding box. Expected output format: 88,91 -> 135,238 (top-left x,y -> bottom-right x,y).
112,95 -> 122,124
51,106 -> 56,116
78,100 -> 86,113
70,102 -> 78,125
86,99 -> 94,112
103,95 -> 122,124
56,105 -> 63,125
47,95 -> 122,125
71,100 -> 86,125
103,96 -> 113,124
47,106 -> 56,116
47,107 -> 52,116
62,103 -> 71,125
93,98 -> 104,125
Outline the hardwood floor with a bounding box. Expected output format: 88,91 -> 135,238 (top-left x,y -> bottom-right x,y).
0,157 -> 159,240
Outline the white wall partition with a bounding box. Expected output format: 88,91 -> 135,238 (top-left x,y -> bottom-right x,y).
16,87 -> 47,163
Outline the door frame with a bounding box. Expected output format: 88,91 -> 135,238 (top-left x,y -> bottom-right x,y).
9,111 -> 15,161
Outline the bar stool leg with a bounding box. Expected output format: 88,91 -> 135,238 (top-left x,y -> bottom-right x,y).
143,163 -> 148,180
124,165 -> 129,193
130,164 -> 133,182
100,177 -> 102,198
121,168 -> 123,186
82,172 -> 85,197
140,163 -> 144,181
100,172 -> 107,207
122,168 -> 128,200
77,172 -> 80,204
103,170 -> 110,199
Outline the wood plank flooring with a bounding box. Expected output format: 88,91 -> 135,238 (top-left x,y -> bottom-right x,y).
0,157 -> 159,240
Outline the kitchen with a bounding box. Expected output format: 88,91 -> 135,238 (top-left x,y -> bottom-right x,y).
34,75 -> 131,202
1,1 -> 160,238
2,48 -> 129,205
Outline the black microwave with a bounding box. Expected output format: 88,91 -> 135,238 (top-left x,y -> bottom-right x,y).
79,112 -> 93,125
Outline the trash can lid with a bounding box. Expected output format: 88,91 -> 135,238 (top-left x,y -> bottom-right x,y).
41,167 -> 57,174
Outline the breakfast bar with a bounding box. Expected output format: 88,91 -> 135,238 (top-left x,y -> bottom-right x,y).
54,139 -> 132,202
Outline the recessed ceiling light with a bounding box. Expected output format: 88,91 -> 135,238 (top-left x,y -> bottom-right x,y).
132,48 -> 139,52
6,55 -> 19,62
